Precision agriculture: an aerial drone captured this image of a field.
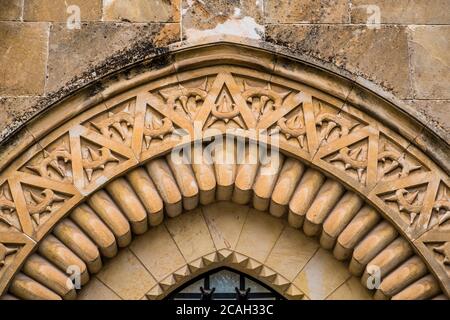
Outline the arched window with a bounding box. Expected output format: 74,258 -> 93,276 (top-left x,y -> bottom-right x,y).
166,267 -> 285,300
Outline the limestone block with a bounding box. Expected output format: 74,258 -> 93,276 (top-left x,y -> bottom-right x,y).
266,0 -> 349,23
0,22 -> 48,95
96,249 -> 156,300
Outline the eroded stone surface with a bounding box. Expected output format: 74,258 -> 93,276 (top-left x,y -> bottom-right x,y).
182,0 -> 264,41
24,0 -> 102,22
0,22 -> 49,95
409,26 -> 450,99
103,0 -> 180,22
351,0 -> 450,24
96,249 -> 156,300
293,248 -> 351,300
266,25 -> 412,98
0,0 -> 22,20
0,97 -> 39,140
406,100 -> 450,141
266,0 -> 349,23
47,22 -> 180,92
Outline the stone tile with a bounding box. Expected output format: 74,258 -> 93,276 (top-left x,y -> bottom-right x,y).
235,209 -> 285,262
409,26 -> 450,99
103,0 -> 180,22
326,277 -> 373,300
265,0 -> 349,23
406,100 -> 450,142
0,97 -> 40,140
0,0 -> 22,20
78,277 -> 121,300
293,248 -> 351,300
47,22 -> 180,93
202,202 -> 249,250
0,22 -> 49,95
182,0 -> 264,41
96,249 -> 156,300
351,0 -> 450,24
265,227 -> 319,281
266,25 -> 412,99
130,224 -> 186,281
23,0 -> 102,22
165,208 -> 216,262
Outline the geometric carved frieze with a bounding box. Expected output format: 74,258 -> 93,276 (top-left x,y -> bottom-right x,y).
0,60 -> 448,298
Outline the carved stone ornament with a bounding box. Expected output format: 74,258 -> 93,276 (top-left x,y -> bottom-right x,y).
0,43 -> 448,300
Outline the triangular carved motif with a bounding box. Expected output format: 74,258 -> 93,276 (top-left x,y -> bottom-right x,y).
195,73 -> 257,130
314,100 -> 363,148
432,181 -> 450,227
160,78 -> 209,122
241,80 -> 290,122
143,106 -> 178,151
273,105 -> 308,151
0,183 -> 19,232
428,241 -> 450,272
376,134 -> 426,183
69,124 -> 137,192
21,135 -> 73,183
205,85 -> 246,129
316,126 -> 378,189
383,185 -> 427,227
80,139 -> 124,183
370,171 -> 440,237
5,172 -> 81,240
86,99 -> 136,148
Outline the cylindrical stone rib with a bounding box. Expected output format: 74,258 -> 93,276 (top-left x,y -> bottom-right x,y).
270,158 -> 305,218
288,169 -> 325,228
333,206 -> 380,260
22,254 -> 76,300
349,221 -> 398,276
374,256 -> 428,300
392,275 -> 441,300
166,153 -> 199,210
127,168 -> 164,226
106,178 -> 148,235
71,204 -> 118,258
253,152 -> 284,211
88,190 -> 132,247
10,273 -> 62,300
38,235 -> 89,285
233,143 -> 259,205
303,179 -> 344,237
53,219 -> 102,274
214,140 -> 236,201
432,294 -> 448,300
191,144 -> 216,205
361,237 -> 413,286
146,159 -> 182,217
320,192 -> 363,250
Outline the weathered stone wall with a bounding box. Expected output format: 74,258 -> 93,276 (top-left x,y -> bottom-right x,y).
0,0 -> 449,142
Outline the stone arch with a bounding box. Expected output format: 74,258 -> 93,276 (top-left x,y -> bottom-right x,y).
0,42 -> 448,300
